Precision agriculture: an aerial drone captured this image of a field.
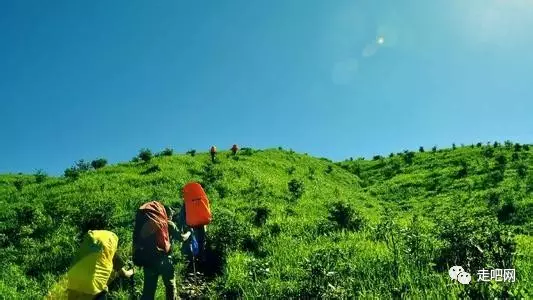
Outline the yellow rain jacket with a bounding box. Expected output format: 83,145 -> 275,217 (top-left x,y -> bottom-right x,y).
67,230 -> 119,295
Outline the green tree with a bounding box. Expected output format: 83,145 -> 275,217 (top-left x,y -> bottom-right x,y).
91,158 -> 107,169
419,146 -> 425,153
34,169 -> 47,183
138,148 -> 152,162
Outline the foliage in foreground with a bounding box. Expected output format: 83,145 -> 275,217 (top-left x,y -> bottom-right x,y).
0,143 -> 532,298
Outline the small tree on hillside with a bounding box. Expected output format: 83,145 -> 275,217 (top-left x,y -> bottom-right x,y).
512,152 -> 520,162
495,154 -> 507,169
161,148 -> 174,156
14,179 -> 24,191
288,179 -> 305,201
452,143 -> 456,150
517,163 -> 528,179
514,143 -> 522,152
186,149 -> 196,157
34,169 -> 47,183
64,167 -> 80,180
493,141 -> 500,148
476,142 -> 483,148
91,158 -> 107,170
419,146 -> 425,153
432,146 -> 437,153
523,144 -> 530,151
403,151 -> 415,165
504,140 -> 513,149
75,160 -> 91,172
138,148 -> 152,163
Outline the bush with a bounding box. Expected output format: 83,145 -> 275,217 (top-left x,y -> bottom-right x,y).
514,143 -> 522,152
419,146 -> 424,153
64,167 -> 80,180
161,148 -> 173,156
186,149 -> 196,157
286,166 -> 296,175
138,148 -> 152,162
456,161 -> 468,179
34,170 -> 47,184
523,144 -> 530,151
483,147 -> 494,158
517,163 -> 528,178
241,148 -> 254,156
432,146 -> 437,153
325,165 -> 334,174
452,143 -> 456,150
476,142 -> 483,147
493,141 -> 500,148
495,154 -> 507,168
141,164 -> 161,175
373,155 -> 382,161
13,179 -> 24,191
327,200 -> 365,231
288,179 -> 305,200
403,151 -> 415,164
91,158 -> 107,170
253,206 -> 270,227
75,159 -> 91,171
511,152 -> 519,162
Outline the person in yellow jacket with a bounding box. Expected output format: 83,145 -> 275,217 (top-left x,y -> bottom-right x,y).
67,230 -> 134,300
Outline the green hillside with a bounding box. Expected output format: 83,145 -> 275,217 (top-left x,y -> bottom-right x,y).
1,144 -> 532,299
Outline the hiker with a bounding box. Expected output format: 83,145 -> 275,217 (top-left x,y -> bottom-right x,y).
210,145 -> 217,162
133,201 -> 180,300
67,230 -> 134,300
178,182 -> 212,274
231,144 -> 239,156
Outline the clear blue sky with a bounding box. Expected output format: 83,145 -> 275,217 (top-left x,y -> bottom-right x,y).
2,0 -> 533,175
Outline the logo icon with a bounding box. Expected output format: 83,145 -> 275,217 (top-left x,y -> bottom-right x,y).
449,266 -> 471,285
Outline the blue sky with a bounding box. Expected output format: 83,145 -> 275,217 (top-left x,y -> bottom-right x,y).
2,0 -> 533,175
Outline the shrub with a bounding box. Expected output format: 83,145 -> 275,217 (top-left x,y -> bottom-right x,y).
308,167 -> 316,179
476,142 -> 483,147
75,159 -> 91,171
34,169 -> 47,184
138,148 -> 152,162
186,149 -> 196,156
278,146 -> 283,151
327,200 -> 365,231
325,165 -> 334,174
389,153 -> 395,158
141,164 -> 161,175
288,179 -> 305,200
253,206 -> 270,227
456,160 -> 468,179
493,141 -> 500,148
373,155 -> 382,160
483,147 -> 494,158
403,151 -> 415,164
497,200 -> 517,224
511,152 -> 519,162
495,154 -> 507,168
419,146 -> 424,153
452,143 -> 456,150
432,146 -> 437,153
131,157 -> 140,163
514,143 -> 522,152
64,167 -> 80,180
517,163 -> 528,178
161,148 -> 173,156
91,158 -> 107,170
241,148 -> 254,156
286,166 -> 296,175
13,179 -> 24,191
524,144 -> 530,151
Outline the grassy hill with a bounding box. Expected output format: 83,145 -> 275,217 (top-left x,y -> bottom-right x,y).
0,144 -> 532,299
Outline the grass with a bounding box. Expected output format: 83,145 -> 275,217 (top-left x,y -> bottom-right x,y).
0,144 -> 532,298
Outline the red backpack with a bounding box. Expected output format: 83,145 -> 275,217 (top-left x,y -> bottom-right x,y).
132,201 -> 170,267
183,182 -> 212,227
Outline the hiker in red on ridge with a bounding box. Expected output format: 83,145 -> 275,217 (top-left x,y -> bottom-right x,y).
210,146 -> 217,163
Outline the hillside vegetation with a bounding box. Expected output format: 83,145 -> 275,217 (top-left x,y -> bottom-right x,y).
0,143 -> 532,299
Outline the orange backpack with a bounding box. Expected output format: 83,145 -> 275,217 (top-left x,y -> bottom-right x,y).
132,201 -> 170,267
183,182 -> 212,227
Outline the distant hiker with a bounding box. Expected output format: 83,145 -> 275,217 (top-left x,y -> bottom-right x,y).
67,230 -> 134,300
178,182 -> 212,273
210,145 -> 217,162
231,144 -> 239,156
133,201 -> 180,300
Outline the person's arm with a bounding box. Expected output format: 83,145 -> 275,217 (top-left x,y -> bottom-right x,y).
168,220 -> 182,242
112,253 -> 134,278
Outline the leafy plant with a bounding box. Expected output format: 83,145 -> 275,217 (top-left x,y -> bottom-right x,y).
91,158 -> 107,170
34,169 -> 47,183
288,179 -> 305,200
138,148 -> 152,162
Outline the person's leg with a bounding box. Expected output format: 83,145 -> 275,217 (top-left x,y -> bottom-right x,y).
161,255 -> 177,300
140,266 -> 159,300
